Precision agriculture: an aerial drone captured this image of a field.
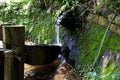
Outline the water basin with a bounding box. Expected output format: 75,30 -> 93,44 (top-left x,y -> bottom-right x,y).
25,44 -> 61,65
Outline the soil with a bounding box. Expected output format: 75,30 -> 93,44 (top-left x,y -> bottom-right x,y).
24,60 -> 83,80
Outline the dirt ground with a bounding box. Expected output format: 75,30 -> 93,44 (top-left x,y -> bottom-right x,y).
24,60 -> 83,80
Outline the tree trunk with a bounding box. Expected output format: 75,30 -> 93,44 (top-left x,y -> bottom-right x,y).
2,25 -> 25,80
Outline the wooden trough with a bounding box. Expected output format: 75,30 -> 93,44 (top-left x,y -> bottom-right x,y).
25,44 -> 61,65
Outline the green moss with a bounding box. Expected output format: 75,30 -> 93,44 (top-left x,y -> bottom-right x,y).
76,23 -> 120,78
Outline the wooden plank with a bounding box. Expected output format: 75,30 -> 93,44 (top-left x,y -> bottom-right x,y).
0,48 -> 8,80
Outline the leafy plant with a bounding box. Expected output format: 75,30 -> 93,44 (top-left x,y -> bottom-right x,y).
0,0 -> 56,44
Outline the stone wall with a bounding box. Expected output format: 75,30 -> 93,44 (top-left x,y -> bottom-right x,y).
87,14 -> 120,36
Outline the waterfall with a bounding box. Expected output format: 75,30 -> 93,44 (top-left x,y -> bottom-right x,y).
55,25 -> 67,66
55,24 -> 61,46
55,12 -> 64,46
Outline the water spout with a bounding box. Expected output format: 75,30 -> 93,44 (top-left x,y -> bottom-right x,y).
55,11 -> 68,25
55,15 -> 63,25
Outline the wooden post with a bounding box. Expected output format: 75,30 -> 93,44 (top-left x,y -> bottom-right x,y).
4,50 -> 14,80
2,25 -> 25,80
0,49 -> 7,80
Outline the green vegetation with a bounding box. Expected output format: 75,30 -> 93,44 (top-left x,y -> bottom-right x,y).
0,0 -> 120,80
77,17 -> 120,80
0,0 -> 56,44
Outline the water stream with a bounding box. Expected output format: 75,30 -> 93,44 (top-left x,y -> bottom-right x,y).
55,24 -> 59,44
55,24 -> 63,63
55,24 -> 61,46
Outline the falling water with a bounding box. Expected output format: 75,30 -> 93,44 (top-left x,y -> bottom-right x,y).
55,13 -> 68,66
55,11 -> 64,46
55,24 -> 61,46
55,24 -> 68,67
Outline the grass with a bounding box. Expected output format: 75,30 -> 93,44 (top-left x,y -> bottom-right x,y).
93,14 -> 116,68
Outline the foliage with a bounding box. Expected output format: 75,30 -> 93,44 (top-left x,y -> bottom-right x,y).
93,14 -> 116,67
105,0 -> 120,13
0,0 -> 56,44
76,18 -> 120,79
95,0 -> 120,14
